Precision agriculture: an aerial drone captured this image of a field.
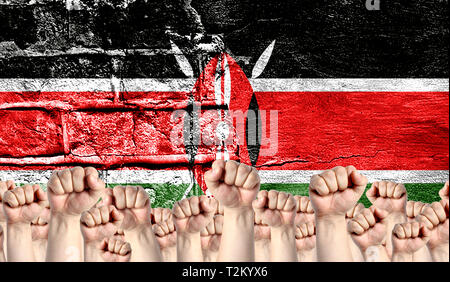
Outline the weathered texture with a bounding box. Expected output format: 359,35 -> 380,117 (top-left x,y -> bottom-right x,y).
0,109 -> 64,157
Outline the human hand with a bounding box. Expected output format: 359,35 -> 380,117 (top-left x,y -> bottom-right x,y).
80,205 -> 123,243
2,184 -> 48,224
47,167 -> 105,216
172,196 -> 216,234
348,207 -> 389,251
309,166 -> 368,217
253,190 -> 296,228
99,237 -> 132,262
392,222 -> 430,254
366,181 -> 407,214
112,186 -> 151,231
295,221 -> 316,252
294,195 -> 315,225
204,160 -> 260,209
0,180 -> 15,222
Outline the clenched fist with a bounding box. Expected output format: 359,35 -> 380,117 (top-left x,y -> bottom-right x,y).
0,180 -> 15,222
294,196 -> 315,225
392,222 -> 430,254
406,201 -> 428,222
31,206 -> 50,241
99,237 -> 132,262
47,167 -> 105,215
151,207 -> 172,225
204,160 -> 260,208
201,215 -> 223,253
309,166 -> 368,217
417,200 -> 449,249
295,221 -> 316,252
153,214 -> 177,250
348,207 -> 389,251
253,190 -> 297,227
173,196 -> 217,233
2,185 -> 48,224
112,186 -> 151,231
81,205 -> 123,243
366,181 -> 407,214
439,181 -> 449,202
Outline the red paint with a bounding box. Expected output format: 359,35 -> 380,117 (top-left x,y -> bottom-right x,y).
0,90 -> 448,171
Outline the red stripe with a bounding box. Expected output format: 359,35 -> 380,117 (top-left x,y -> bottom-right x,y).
0,91 -> 448,170
255,91 -> 449,170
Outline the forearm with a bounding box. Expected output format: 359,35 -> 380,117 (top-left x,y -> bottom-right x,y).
385,212 -> 407,258
125,224 -> 162,262
428,244 -> 449,262
32,239 -> 48,262
84,242 -> 102,262
218,207 -> 255,262
202,250 -> 219,262
412,246 -> 433,262
297,248 -> 316,262
255,239 -> 271,262
392,251 -> 413,262
270,225 -> 297,262
177,232 -> 203,262
0,249 -> 5,262
161,246 -> 177,262
46,213 -> 83,262
316,215 -> 353,262
7,223 -> 35,262
364,245 -> 390,262
348,235 -> 365,262
0,222 -> 6,258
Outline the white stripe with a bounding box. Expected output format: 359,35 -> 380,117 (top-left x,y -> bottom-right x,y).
0,170 -> 447,184
0,79 -> 447,92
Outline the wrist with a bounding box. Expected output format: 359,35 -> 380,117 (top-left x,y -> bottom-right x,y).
315,213 -> 346,223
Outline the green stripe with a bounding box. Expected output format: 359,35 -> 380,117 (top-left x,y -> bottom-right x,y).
107,183 -> 445,209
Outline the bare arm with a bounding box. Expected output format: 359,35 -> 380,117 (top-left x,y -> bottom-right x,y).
204,160 -> 261,262
219,206 -> 255,261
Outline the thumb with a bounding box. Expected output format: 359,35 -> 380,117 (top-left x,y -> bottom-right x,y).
371,206 -> 389,221
86,174 -> 105,191
204,164 -> 224,191
348,167 -> 368,196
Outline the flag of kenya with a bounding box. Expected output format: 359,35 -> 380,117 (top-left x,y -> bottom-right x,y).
0,0 -> 448,208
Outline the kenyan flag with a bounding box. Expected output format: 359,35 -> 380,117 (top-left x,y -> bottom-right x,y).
0,0 -> 448,208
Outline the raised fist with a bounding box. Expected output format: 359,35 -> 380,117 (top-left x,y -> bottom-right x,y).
294,196 -> 315,225
345,203 -> 365,223
392,222 -> 430,254
80,205 -> 123,243
254,217 -> 271,241
309,166 -> 368,217
2,185 -> 48,224
99,237 -> 131,262
151,207 -> 172,225
366,181 -> 407,214
406,201 -> 428,222
253,190 -> 297,227
295,221 -> 316,252
200,215 -> 223,253
348,207 -> 389,251
31,206 -> 50,241
112,186 -> 151,231
417,200 -> 449,249
439,181 -> 449,202
153,214 -> 177,250
172,196 -> 217,234
0,180 -> 16,222
204,160 -> 260,208
47,167 -> 105,215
